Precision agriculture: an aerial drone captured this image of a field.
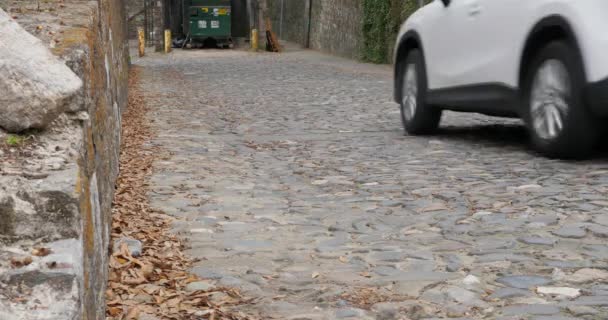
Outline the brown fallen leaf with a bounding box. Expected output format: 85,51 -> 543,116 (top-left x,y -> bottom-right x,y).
141,263 -> 154,279
123,272 -> 147,285
108,307 -> 122,317
106,68 -> 256,320
11,256 -> 33,268
32,247 -> 52,257
125,306 -> 140,320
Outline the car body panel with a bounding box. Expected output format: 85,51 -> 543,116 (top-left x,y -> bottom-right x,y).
395,0 -> 608,91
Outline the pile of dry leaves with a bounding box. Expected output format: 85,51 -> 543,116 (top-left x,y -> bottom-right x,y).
106,67 -> 254,320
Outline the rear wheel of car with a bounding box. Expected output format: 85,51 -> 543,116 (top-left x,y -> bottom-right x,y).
523,41 -> 600,159
400,49 -> 442,134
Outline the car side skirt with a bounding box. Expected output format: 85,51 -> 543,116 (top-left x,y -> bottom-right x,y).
427,83 -> 520,117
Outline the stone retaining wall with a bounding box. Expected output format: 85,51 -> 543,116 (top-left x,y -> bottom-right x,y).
0,0 -> 128,319
264,0 -> 364,60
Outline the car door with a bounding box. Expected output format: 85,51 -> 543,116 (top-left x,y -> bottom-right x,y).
423,0 -> 481,90
458,0 -> 530,88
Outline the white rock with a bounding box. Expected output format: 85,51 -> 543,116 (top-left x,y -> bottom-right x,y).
190,228 -> 214,234
185,280 -> 217,292
509,184 -> 542,191
402,229 -> 424,235
0,9 -> 82,132
536,286 -> 581,298
473,211 -> 494,217
463,275 -> 481,286
113,237 -> 143,257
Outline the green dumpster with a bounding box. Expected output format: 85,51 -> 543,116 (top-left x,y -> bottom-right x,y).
183,0 -> 232,48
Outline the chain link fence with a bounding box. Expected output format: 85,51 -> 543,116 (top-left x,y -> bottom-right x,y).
266,0 -> 308,45
143,0 -> 162,49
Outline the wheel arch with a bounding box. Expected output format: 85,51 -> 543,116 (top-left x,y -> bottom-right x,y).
519,15 -> 586,89
394,31 -> 425,103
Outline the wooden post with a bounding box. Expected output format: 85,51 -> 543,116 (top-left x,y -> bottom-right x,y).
251,29 -> 258,51
164,29 -> 172,53
138,27 -> 145,57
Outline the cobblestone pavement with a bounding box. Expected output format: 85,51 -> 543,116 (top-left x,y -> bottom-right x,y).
135,49 -> 608,320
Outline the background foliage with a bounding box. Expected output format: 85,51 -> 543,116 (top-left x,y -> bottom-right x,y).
362,0 -> 427,63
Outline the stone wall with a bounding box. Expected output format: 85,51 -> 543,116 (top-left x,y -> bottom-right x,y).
262,0 -> 424,63
0,0 -> 128,319
264,0 -> 363,60
309,0 -> 363,60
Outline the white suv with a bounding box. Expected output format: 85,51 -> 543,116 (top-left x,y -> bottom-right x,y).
393,0 -> 608,158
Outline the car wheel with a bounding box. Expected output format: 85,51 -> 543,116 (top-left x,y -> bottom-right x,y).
523,41 -> 600,159
400,49 -> 442,134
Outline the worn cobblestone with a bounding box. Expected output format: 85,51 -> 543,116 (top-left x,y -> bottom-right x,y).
135,49 -> 608,319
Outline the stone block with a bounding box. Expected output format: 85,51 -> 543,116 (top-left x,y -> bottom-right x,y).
0,9 -> 82,133
0,0 -> 129,319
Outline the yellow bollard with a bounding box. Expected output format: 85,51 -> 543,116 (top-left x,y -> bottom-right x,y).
138,27 -> 145,57
164,29 -> 172,54
251,29 -> 258,51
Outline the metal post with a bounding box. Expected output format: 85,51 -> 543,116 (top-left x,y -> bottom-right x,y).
144,0 -> 148,46
138,27 -> 145,57
164,29 -> 172,53
251,29 -> 259,50
305,0 -> 312,48
279,0 -> 284,38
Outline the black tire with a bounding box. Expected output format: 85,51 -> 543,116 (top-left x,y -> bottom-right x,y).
523,41 -> 600,159
399,49 -> 442,134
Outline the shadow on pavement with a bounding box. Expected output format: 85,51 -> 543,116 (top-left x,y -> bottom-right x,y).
436,123 -> 529,148
431,123 -> 608,161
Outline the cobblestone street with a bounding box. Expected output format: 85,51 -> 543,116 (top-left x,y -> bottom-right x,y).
135,49 -> 608,319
